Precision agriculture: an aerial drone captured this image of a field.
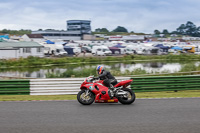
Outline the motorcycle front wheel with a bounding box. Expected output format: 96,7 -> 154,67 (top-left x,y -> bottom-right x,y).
118,88 -> 135,105
77,90 -> 95,105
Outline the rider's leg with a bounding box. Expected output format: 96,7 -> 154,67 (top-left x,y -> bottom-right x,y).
110,79 -> 117,92
103,79 -> 114,98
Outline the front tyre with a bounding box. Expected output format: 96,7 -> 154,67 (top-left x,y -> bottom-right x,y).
77,90 -> 95,105
118,88 -> 135,105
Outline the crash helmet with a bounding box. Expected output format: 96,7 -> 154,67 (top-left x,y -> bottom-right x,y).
96,65 -> 104,74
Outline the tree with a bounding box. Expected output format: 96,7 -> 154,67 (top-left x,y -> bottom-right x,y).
154,29 -> 160,35
185,21 -> 199,36
176,24 -> 186,35
1,29 -> 8,34
95,28 -> 100,32
162,29 -> 169,35
95,28 -> 109,32
0,29 -> 31,35
171,31 -> 178,34
176,21 -> 200,37
101,28 -> 109,32
112,26 -> 128,32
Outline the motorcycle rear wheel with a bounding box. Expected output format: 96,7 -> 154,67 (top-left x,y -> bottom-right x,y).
77,90 -> 95,105
118,88 -> 135,104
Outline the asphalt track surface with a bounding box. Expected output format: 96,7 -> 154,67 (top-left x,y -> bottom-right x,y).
0,98 -> 200,133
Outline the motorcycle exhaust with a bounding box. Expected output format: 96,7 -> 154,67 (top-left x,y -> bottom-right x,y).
116,91 -> 128,97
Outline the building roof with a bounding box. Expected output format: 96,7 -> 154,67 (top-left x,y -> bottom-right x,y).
27,34 -> 44,38
67,20 -> 91,23
32,30 -> 81,34
0,42 -> 44,48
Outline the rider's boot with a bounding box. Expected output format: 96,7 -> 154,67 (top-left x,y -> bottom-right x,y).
108,85 -> 115,99
108,89 -> 114,99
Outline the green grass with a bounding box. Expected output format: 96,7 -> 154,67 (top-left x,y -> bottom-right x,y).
136,90 -> 200,98
1,54 -> 200,68
0,90 -> 199,101
0,95 -> 77,101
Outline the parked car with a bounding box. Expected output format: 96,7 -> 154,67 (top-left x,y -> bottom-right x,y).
72,47 -> 81,55
125,45 -> 140,54
81,46 -> 92,53
55,48 -> 68,56
42,44 -> 68,56
92,46 -> 112,56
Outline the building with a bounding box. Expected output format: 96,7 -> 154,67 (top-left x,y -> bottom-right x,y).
67,20 -> 91,34
83,34 -> 96,40
182,36 -> 200,41
0,42 -> 44,59
32,30 -> 82,41
21,34 -> 44,42
32,20 -> 92,41
106,35 -> 145,41
122,35 -> 145,41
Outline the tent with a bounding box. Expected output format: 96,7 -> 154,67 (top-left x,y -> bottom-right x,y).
45,40 -> 55,44
113,44 -> 126,48
154,44 -> 169,52
0,35 -> 9,39
171,46 -> 183,50
64,46 -> 74,55
109,47 -> 120,54
155,44 -> 169,49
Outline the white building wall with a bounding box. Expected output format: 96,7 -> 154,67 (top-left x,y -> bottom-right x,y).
122,35 -> 145,41
43,36 -> 81,41
18,47 -> 44,58
32,47 -> 44,57
0,48 -> 45,59
0,49 -> 19,59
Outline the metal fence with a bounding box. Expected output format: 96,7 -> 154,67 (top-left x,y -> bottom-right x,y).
131,75 -> 200,92
0,79 -> 30,95
30,77 -> 130,95
0,75 -> 200,95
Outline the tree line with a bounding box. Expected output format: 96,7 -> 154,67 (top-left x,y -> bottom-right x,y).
0,29 -> 31,35
95,26 -> 130,33
1,21 -> 200,37
95,21 -> 200,37
154,21 -> 200,37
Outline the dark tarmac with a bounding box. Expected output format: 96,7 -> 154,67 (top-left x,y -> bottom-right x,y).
0,98 -> 200,133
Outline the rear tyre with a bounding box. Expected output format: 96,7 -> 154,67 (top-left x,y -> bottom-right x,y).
77,90 -> 95,105
118,88 -> 135,104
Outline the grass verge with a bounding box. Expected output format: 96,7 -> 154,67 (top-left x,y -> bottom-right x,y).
1,54 -> 200,68
0,90 -> 199,101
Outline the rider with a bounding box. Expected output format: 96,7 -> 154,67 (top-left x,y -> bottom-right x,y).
95,65 -> 117,98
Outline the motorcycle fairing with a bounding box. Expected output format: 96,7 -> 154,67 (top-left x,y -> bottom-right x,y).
93,83 -> 118,103
81,82 -> 118,103
114,80 -> 133,88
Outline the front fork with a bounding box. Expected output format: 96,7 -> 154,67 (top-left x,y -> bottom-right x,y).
84,89 -> 89,97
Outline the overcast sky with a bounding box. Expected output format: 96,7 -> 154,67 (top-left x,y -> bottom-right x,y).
0,0 -> 200,33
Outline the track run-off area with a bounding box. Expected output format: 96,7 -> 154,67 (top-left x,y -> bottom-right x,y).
0,98 -> 200,133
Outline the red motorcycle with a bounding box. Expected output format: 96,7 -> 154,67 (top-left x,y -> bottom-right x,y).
77,76 -> 135,105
